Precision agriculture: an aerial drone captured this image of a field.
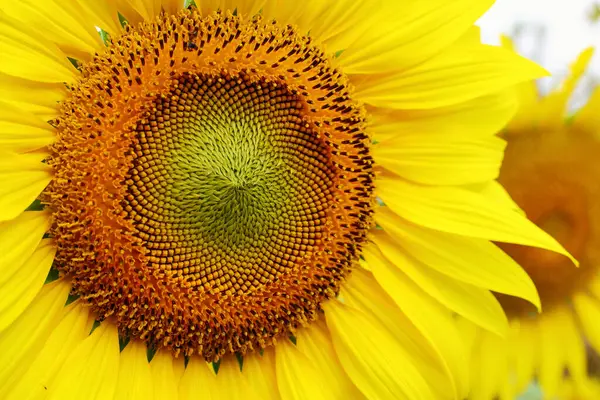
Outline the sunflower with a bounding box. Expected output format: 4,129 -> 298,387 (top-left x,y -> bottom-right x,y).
465,43 -> 600,400
0,1 -> 569,398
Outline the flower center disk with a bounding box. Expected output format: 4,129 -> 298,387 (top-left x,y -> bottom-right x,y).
44,9 -> 374,360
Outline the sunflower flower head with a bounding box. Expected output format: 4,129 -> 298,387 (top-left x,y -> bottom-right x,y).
0,1 -> 569,399
466,43 -> 600,400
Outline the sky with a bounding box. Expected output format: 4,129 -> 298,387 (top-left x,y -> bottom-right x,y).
477,0 -> 600,99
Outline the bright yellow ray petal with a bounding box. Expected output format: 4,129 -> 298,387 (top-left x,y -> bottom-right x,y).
4,301 -> 93,400
0,211 -> 50,288
369,232 -> 509,335
275,338 -> 339,400
369,90 -> 517,143
377,178 -> 574,263
469,331 -> 509,400
2,0 -> 104,61
73,0 -> 123,36
0,239 -> 56,333
161,0 -> 186,15
114,340 -> 153,400
324,298 -> 436,400
179,358 -> 217,400
573,293 -> 600,355
0,280 -> 71,394
150,350 -> 179,400
199,0 -> 266,17
0,73 -> 64,120
47,322 -> 120,400
294,319 -> 362,399
353,42 -> 548,110
342,268 -> 458,399
120,0 -> 163,23
242,349 -> 281,400
0,15 -> 77,83
375,206 -> 540,309
340,0 -> 493,74
374,134 -> 506,185
0,152 -> 51,222
0,101 -> 55,152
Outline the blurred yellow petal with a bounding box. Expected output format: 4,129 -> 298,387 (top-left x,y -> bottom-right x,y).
0,101 -> 55,152
574,293 -> 600,355
469,332 -> 509,400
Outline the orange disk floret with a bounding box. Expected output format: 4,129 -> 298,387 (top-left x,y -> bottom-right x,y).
43,8 -> 375,360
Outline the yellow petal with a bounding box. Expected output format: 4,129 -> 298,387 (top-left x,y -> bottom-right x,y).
340,0 -> 493,74
369,232 -> 509,335
179,358 -> 217,400
507,320 -> 538,393
200,0 -> 266,17
5,301 -> 93,400
342,268 -> 457,399
354,43 -> 548,110
0,101 -> 55,152
558,308 -> 586,383
538,310 -> 569,398
275,338 -> 339,400
0,14 -> 76,83
114,340 -> 153,400
573,293 -> 600,355
375,207 -> 540,309
353,254 -> 469,398
0,211 -> 50,288
0,239 -> 56,333
324,298 -> 435,400
0,152 -> 51,222
2,0 -> 104,61
47,322 -> 121,400
0,72 -> 64,120
161,0 -> 185,15
369,89 -> 517,143
0,279 -> 71,393
119,0 -> 163,23
150,351 -> 179,400
294,319 -> 362,398
242,349 -> 281,400
374,134 -> 506,185
377,178 -> 575,263
72,0 -> 123,36
469,331 -> 509,400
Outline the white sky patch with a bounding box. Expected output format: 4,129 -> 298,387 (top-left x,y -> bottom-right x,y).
477,0 -> 600,105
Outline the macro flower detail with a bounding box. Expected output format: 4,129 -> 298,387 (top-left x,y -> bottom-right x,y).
465,44 -> 600,400
0,1 -> 572,399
